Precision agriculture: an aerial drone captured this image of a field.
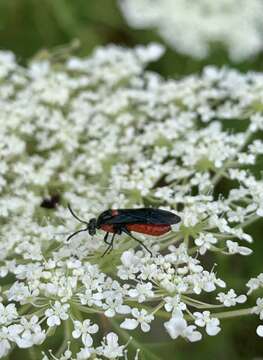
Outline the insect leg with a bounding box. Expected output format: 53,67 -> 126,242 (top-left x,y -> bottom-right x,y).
103,232 -> 110,245
121,227 -> 152,256
102,232 -> 116,257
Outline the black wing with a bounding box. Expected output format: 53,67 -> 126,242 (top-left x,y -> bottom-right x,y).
104,208 -> 181,225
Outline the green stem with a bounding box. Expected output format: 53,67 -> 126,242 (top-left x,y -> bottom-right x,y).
212,307 -> 253,319
55,319 -> 71,358
24,306 -> 48,319
71,302 -> 84,321
75,303 -> 103,315
211,170 -> 229,186
207,232 -> 236,239
235,214 -> 260,229
147,306 -> 253,321
182,296 -> 223,309
151,301 -> 165,315
184,235 -> 189,249
19,303 -> 32,316
28,346 -> 37,360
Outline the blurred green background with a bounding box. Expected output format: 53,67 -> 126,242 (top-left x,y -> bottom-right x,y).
1,1 -> 263,359
2,0 -> 263,76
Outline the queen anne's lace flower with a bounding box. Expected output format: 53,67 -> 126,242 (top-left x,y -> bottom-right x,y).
0,327 -> 12,358
72,319 -> 99,347
0,303 -> 18,324
226,240 -> 253,256
121,308 -> 154,332
247,274 -> 263,295
195,233 -> 218,255
0,44 -> 262,357
45,301 -> 70,327
13,316 -> 46,348
96,332 -> 125,359
164,311 -> 202,342
252,298 -> 263,320
194,311 -> 221,336
256,325 -> 263,337
128,282 -> 154,302
216,290 -> 247,307
119,0 -> 263,61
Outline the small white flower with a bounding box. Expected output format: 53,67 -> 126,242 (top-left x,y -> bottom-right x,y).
121,308 -> 154,332
97,332 -> 125,359
0,303 -> 18,325
164,311 -> 202,342
256,325 -> 263,337
200,271 -> 226,293
217,289 -> 247,307
72,319 -> 99,347
45,301 -> 70,327
0,326 -> 12,357
117,250 -> 141,280
128,282 -> 154,303
247,274 -> 263,295
226,240 -> 252,256
76,346 -> 94,360
194,311 -> 221,336
6,281 -> 39,304
252,298 -> 263,320
164,295 -> 186,313
182,207 -> 200,227
195,233 -> 217,255
15,315 -> 46,348
103,293 -> 130,318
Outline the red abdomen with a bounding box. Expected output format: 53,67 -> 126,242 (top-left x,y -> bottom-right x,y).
100,223 -> 171,236
126,224 -> 171,236
100,224 -> 115,233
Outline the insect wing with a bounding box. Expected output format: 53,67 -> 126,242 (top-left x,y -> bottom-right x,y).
104,208 -> 180,225
146,208 -> 181,225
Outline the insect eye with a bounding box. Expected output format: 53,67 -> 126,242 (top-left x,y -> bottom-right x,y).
88,218 -> 97,235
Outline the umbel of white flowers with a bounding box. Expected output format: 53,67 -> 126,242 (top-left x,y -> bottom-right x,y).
119,0 -> 263,61
0,43 -> 263,359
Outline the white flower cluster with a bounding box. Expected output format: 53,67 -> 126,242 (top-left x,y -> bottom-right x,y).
42,332 -> 129,360
247,274 -> 263,337
119,0 -> 263,61
0,44 -> 262,357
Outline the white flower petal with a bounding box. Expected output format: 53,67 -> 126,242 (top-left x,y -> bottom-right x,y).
256,325 -> 263,337
120,319 -> 138,330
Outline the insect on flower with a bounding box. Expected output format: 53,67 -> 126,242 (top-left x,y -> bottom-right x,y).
67,205 -> 181,256
41,194 -> 60,209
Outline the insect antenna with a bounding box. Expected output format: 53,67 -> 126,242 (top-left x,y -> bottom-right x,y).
66,203 -> 89,242
67,203 -> 88,224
